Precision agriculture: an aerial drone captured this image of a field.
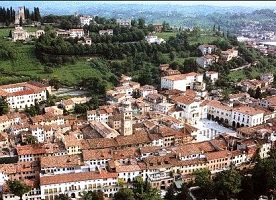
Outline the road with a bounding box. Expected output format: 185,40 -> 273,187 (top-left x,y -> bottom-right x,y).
230,63 -> 251,72
51,87 -> 89,97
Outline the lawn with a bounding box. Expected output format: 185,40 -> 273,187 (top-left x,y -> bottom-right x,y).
155,31 -> 178,41
0,27 -> 12,38
228,70 -> 246,81
188,34 -> 220,45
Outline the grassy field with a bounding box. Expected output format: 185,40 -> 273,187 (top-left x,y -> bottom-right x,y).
0,27 -> 225,88
155,31 -> 177,41
188,34 -> 220,45
228,67 -> 276,82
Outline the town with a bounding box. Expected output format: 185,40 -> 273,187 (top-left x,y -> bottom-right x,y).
0,3 -> 276,200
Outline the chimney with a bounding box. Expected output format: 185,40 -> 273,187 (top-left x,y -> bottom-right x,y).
78,157 -> 81,165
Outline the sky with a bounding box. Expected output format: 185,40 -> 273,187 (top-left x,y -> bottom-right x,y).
1,1 -> 276,9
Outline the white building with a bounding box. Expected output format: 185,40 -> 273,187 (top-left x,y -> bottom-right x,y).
0,81 -> 50,110
99,29 -> 113,35
161,72 -> 204,92
231,106 -> 264,127
260,73 -> 274,84
196,55 -> 219,68
40,170 -> 119,199
205,71 -> 219,84
198,44 -> 218,55
69,29 -> 85,38
80,16 -> 93,26
116,19 -> 131,27
91,121 -> 120,138
161,74 -> 187,91
172,95 -> 202,125
145,36 -> 165,44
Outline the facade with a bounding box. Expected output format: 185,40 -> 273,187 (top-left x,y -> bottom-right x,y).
221,49 -> 238,61
116,19 -> 131,27
161,74 -> 187,91
99,29 -> 113,35
198,44 -> 218,55
0,82 -> 50,110
196,55 -> 219,68
80,16 -> 93,26
205,71 -> 219,83
40,170 -> 118,199
14,7 -> 25,25
121,101 -> 133,136
145,36 -> 165,44
69,29 -> 85,38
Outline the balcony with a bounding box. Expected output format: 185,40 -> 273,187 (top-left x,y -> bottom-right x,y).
148,172 -> 172,181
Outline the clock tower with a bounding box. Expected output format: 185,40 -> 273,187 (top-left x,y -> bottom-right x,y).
121,100 -> 133,136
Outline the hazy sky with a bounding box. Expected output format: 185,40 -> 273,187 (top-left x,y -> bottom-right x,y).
107,1 -> 276,7
1,1 -> 276,8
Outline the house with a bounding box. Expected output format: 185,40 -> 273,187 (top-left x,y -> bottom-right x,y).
40,170 -> 119,199
116,19 -> 131,27
69,29 -> 85,38
99,29 -> 113,35
198,44 -> 218,55
11,26 -> 29,41
161,74 -> 187,91
196,55 -> 219,68
260,73 -> 274,84
205,71 -> 219,83
205,150 -> 231,173
145,35 -> 165,44
153,24 -> 163,32
221,49 -> 238,61
0,81 -> 50,110
80,15 -> 93,26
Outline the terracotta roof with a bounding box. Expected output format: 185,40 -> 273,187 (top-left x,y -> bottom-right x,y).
162,74 -> 187,81
16,144 -> 46,155
205,150 -> 230,161
116,164 -> 141,172
233,106 -> 265,116
0,164 -> 17,174
113,147 -> 139,160
40,155 -> 82,168
206,71 -> 218,75
207,100 -> 232,111
171,95 -> 195,105
40,170 -> 118,185
82,149 -> 112,161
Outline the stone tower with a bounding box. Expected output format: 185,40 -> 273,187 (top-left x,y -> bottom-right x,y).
121,100 -> 133,136
15,7 -> 25,25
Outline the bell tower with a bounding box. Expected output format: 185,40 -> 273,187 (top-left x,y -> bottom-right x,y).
121,100 -> 133,136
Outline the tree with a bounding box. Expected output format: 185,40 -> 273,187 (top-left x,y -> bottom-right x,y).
213,24 -> 216,32
255,86 -> 262,99
55,194 -> 72,200
214,169 -> 242,200
176,183 -> 190,200
238,175 -> 255,200
49,77 -> 60,91
169,51 -> 176,61
80,191 -> 104,200
138,18 -> 145,29
114,188 -> 135,200
0,98 -> 9,115
193,168 -> 215,199
6,180 -> 31,200
19,16 -> 23,26
26,135 -> 38,144
164,184 -> 176,200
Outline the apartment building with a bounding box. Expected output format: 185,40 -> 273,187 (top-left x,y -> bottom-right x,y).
198,44 -> 218,55
40,170 -> 118,200
80,15 -> 93,26
0,82 -> 50,110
